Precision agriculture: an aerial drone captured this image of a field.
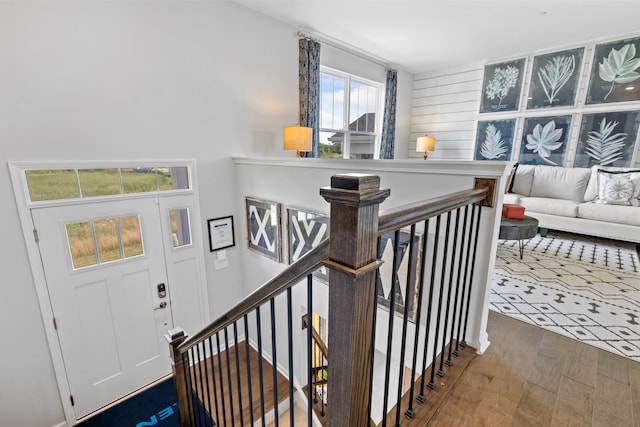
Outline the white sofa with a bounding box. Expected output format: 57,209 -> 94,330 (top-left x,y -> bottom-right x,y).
503,164 -> 640,244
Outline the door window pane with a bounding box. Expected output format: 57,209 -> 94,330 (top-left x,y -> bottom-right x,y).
95,218 -> 121,263
320,73 -> 345,130
26,170 -> 79,201
121,168 -> 158,194
121,215 -> 144,258
78,169 -> 121,197
158,167 -> 190,191
66,221 -> 97,269
170,208 -> 191,248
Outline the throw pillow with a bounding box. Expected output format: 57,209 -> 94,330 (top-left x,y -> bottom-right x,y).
505,163 -> 519,194
595,169 -> 640,206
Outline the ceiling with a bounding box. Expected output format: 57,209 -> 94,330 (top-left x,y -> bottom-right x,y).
232,0 -> 640,75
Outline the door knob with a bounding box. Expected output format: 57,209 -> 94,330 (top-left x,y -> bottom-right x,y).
154,301 -> 167,310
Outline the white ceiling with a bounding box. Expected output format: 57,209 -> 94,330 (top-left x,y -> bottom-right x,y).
232,0 -> 640,75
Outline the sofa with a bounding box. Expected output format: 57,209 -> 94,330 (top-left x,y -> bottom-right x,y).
503,164 -> 640,244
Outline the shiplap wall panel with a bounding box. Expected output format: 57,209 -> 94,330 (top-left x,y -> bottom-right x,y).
410,65 -> 482,159
410,36 -> 640,167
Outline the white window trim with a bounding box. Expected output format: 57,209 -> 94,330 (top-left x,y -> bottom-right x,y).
320,66 -> 385,159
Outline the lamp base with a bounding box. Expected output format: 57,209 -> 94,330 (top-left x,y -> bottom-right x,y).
423,152 -> 428,160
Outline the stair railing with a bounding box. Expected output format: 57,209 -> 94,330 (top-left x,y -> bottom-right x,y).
168,173 -> 494,427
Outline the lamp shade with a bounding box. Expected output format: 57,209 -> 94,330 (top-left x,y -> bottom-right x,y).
283,125 -> 312,152
416,135 -> 436,153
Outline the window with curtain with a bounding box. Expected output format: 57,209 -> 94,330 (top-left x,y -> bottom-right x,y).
319,67 -> 383,159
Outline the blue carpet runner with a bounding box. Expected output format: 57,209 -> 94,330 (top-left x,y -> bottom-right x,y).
76,378 -> 179,427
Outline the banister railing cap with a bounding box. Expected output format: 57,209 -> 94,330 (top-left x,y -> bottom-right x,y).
329,173 -> 381,192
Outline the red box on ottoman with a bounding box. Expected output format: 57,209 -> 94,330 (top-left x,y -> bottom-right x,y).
502,204 -> 525,219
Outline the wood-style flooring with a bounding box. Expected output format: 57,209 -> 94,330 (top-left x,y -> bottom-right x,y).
427,310 -> 640,426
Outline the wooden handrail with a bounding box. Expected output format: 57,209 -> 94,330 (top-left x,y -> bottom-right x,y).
178,239 -> 329,353
378,188 -> 487,236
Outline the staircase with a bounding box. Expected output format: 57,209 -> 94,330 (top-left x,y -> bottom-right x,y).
168,173 -> 497,426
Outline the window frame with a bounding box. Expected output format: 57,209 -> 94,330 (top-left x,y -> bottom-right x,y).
319,66 -> 385,160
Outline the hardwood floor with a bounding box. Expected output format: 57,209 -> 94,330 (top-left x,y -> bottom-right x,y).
427,311 -> 640,426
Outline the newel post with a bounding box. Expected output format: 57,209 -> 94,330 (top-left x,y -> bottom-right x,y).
320,174 -> 390,426
166,328 -> 190,427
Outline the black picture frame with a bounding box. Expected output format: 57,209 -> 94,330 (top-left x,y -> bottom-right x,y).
207,216 -> 235,252
586,36 -> 640,105
527,47 -> 584,109
519,115 -> 572,166
479,58 -> 526,113
245,197 -> 282,262
473,119 -> 516,160
574,111 -> 640,168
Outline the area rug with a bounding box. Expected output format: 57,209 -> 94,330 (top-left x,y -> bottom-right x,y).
490,230 -> 640,362
76,378 -> 178,427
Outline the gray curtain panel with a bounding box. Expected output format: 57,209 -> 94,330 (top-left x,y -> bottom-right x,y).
379,69 -> 398,159
298,38 -> 321,158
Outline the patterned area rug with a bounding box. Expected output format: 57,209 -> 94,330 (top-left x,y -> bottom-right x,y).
490,231 -> 640,361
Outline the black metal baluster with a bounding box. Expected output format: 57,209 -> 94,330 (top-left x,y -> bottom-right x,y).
439,208 -> 461,373
418,215 -> 441,401
233,321 -> 244,427
201,340 -> 213,425
223,327 -> 236,426
207,337 -> 221,424
429,211 -> 452,387
255,307 -> 267,427
270,297 -> 279,426
382,229 -> 401,427
215,332 -> 228,426
405,219 -> 430,418
194,344 -> 207,426
244,314 -> 255,426
183,351 -> 196,426
461,202 -> 484,348
306,274 -> 313,427
448,205 -> 469,362
393,224 -> 417,427
455,204 -> 476,355
287,287 -> 295,427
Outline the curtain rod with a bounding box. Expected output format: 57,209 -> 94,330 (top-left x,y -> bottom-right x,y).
296,30 -> 395,70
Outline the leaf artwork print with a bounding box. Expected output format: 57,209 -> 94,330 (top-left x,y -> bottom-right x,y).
525,120 -> 564,165
599,43 -> 640,100
584,118 -> 627,166
538,55 -> 575,105
479,124 -> 509,159
485,66 -> 519,108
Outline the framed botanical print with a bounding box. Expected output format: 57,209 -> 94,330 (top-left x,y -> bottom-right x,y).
527,47 -> 584,109
586,36 -> 640,105
245,197 -> 282,262
473,119 -> 516,160
519,115 -> 572,166
574,111 -> 640,168
479,58 -> 526,113
376,229 -> 423,323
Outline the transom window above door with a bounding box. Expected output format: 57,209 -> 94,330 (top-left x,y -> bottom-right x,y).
24,166 -> 190,203
320,67 -> 383,159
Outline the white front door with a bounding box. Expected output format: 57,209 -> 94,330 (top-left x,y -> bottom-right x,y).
32,197 -> 176,419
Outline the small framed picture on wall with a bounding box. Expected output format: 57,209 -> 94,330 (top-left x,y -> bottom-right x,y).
479,58 -> 526,113
519,115 -> 572,166
245,197 -> 282,262
473,119 -> 516,160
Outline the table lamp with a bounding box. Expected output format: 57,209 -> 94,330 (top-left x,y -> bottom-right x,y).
416,135 -> 436,160
284,125 -> 312,157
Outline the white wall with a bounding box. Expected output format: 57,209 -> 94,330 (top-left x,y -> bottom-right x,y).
0,2 -> 301,426
411,32 -> 640,167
